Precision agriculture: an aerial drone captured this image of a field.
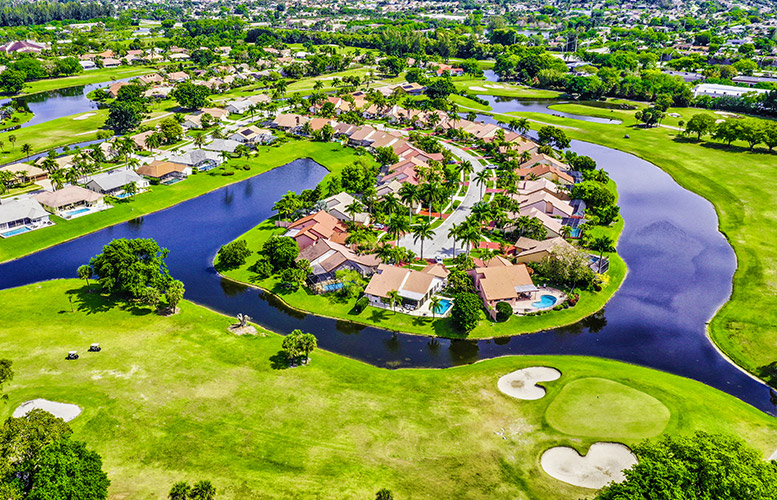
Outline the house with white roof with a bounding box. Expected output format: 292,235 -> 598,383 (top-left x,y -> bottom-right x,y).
83,169 -> 148,196
0,197 -> 51,236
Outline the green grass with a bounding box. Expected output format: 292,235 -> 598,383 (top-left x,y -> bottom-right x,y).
545,378 -> 671,439
449,94 -> 492,112
1,280 -> 776,499
18,66 -> 157,96
493,105 -> 777,387
453,78 -> 562,99
0,140 -> 369,263
219,220 -> 627,339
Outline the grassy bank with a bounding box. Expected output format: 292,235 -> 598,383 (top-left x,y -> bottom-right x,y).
499,102 -> 777,387
18,66 -> 157,96
0,140 -> 368,263
453,78 -> 562,99
219,217 -> 626,339
1,280 -> 775,499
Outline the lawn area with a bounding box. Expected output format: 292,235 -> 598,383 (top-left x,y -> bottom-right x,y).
0,110 -> 108,164
453,78 -> 562,99
449,93 -> 492,112
498,107 -> 777,388
17,66 -> 157,96
218,219 -> 626,340
0,140 -> 368,263
1,280 -> 776,499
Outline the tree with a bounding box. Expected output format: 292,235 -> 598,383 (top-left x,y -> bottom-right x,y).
534,246 -> 595,290
738,119 -> 764,150
411,220 -> 436,260
160,117 -> 184,144
685,113 -> 717,140
106,100 -> 146,134
385,289 -> 401,313
450,292 -> 481,333
297,332 -> 317,364
8,134 -> 16,151
28,437 -> 110,500
399,182 -> 420,220
595,432 -> 777,500
190,480 -> 217,500
375,489 -> 394,500
165,280 -> 185,312
588,235 -> 615,273
429,296 -> 442,319
0,358 -> 12,399
425,78 -> 456,100
634,107 -> 664,128
375,146 -> 399,167
536,126 -> 570,149
87,238 -> 172,299
0,69 -> 25,93
474,169 -> 491,199
171,81 -> 211,110
261,236 -> 299,271
572,181 -> 615,209
169,481 -> 191,500
495,301 -> 513,322
713,119 -> 742,146
570,155 -> 596,171
77,264 -> 92,288
217,240 -> 252,269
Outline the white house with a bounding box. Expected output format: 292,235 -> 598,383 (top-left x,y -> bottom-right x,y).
84,169 -> 149,196
0,197 -> 51,235
692,83 -> 769,99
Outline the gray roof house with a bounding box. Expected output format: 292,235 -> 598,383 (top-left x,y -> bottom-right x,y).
0,197 -> 51,233
167,149 -> 223,171
84,169 -> 149,195
204,139 -> 241,153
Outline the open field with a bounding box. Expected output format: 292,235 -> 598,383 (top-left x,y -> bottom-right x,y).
219,219 -> 626,339
498,102 -> 777,387
17,66 -> 157,96
1,280 -> 775,499
453,78 -> 562,99
0,140 -> 368,263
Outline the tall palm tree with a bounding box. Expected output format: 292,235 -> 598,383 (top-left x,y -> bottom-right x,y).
590,235 -> 615,273
381,193 -> 401,224
461,221 -> 481,255
560,225 -> 573,240
399,182 -> 420,220
41,157 -> 58,175
411,220 -> 436,261
386,214 -> 410,242
21,143 -> 32,160
49,170 -> 65,190
193,132 -> 206,148
448,222 -> 462,256
429,296 -> 442,319
385,289 -> 401,314
345,199 -> 364,223
459,160 -> 474,183
474,169 -> 491,199
471,201 -> 492,224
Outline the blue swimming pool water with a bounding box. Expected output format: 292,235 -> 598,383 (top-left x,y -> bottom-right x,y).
162,178 -> 183,186
114,192 -> 132,199
0,226 -> 31,237
434,298 -> 453,315
531,295 -> 557,309
64,207 -> 90,217
322,282 -> 344,292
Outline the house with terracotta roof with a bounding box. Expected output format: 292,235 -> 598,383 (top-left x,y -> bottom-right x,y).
518,179 -> 571,200
297,238 -> 380,282
0,41 -> 45,53
469,257 -> 538,319
0,163 -> 47,182
517,163 -> 575,185
513,191 -> 576,218
271,113 -> 309,133
34,186 -> 106,218
348,126 -> 379,147
107,81 -> 130,98
228,125 -> 273,145
283,210 -> 350,250
364,264 -> 446,311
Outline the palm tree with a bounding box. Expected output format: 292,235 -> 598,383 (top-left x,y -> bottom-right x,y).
345,199 -> 364,223
448,222 -> 462,256
41,157 -> 58,175
419,181 -> 440,221
49,170 -> 65,190
193,132 -> 206,148
0,139 -> 4,152
471,201 -> 492,224
144,133 -> 161,151
590,235 -> 615,273
399,182 -> 420,220
429,296 -> 442,319
375,243 -> 396,264
461,221 -> 482,255
8,134 -> 16,151
386,214 -> 410,242
385,289 -> 401,314
519,150 -> 532,164
560,225 -> 573,240
411,220 -> 436,261
381,193 -> 401,224
474,169 -> 491,199
459,160 -> 474,183
21,143 -> 32,160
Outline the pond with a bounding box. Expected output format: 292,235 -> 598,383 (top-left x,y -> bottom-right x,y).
0,151 -> 773,414
474,95 -> 622,124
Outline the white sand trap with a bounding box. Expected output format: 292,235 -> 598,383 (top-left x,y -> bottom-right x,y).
484,84 -> 506,89
541,442 -> 637,489
498,366 -> 561,400
73,113 -> 96,121
469,86 -> 487,91
13,399 -> 82,422
769,448 -> 777,461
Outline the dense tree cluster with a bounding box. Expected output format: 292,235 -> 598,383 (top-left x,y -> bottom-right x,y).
0,1 -> 112,27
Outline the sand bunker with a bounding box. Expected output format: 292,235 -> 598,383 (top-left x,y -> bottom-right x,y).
73,113 -> 96,121
541,442 -> 637,489
769,448 -> 777,461
484,84 -> 506,89
469,86 -> 487,91
13,399 -> 82,422
497,366 -> 561,400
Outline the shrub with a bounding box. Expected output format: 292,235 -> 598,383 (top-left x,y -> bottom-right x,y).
495,301 -> 512,322
353,296 -> 369,314
217,239 -> 252,269
450,292 -> 482,334
249,255 -> 273,279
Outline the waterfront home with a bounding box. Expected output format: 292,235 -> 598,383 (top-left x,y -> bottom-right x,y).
84,169 -> 148,196
364,264 -> 445,311
204,139 -> 241,153
513,191 -> 576,218
0,197 -> 50,236
298,239 -> 381,282
506,207 -> 565,239
107,81 -> 129,98
513,237 -> 574,264
283,210 -> 350,250
319,192 -> 370,225
518,179 -> 570,200
167,150 -> 222,171
517,163 -> 575,185
0,163 -> 48,182
468,256 -> 538,319
34,186 -> 106,218
136,160 -> 190,182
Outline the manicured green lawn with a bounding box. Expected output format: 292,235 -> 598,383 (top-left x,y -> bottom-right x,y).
495,105 -> 777,387
449,93 -> 492,111
545,378 -> 671,439
17,66 -> 157,96
219,220 -> 626,339
0,140 -> 368,263
1,280 -> 775,499
453,78 -> 562,99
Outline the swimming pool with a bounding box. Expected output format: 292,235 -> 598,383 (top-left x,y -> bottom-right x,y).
0,226 -> 31,238
114,192 -> 132,199
162,178 -> 183,186
434,298 -> 453,315
63,207 -> 91,217
531,295 -> 557,309
322,282 -> 344,292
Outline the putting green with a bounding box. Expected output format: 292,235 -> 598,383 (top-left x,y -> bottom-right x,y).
545,377 -> 671,439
